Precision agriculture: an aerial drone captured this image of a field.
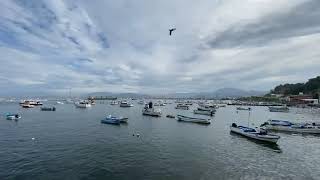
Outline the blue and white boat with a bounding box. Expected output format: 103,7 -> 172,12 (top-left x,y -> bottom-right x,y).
6,114 -> 21,120
230,123 -> 280,144
101,115 -> 121,125
261,119 -> 320,134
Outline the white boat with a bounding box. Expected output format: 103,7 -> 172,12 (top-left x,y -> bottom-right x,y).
142,102 -> 161,117
175,104 -> 189,110
236,107 -> 251,111
21,103 -> 35,108
110,101 -> 119,105
261,119 -> 320,134
101,115 -> 121,125
268,106 -> 289,112
217,104 -> 227,108
74,101 -> 91,108
193,109 -> 215,116
6,114 -> 21,120
56,101 -> 64,105
120,101 -> 133,107
20,100 -> 43,106
230,123 -> 280,144
176,115 -> 211,124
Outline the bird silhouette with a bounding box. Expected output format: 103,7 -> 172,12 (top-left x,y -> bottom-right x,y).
169,28 -> 176,36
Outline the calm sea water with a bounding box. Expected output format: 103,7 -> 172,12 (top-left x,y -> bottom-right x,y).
0,101 -> 320,180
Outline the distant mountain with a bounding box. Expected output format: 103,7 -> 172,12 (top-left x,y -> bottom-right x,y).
209,88 -> 266,98
87,92 -> 152,99
87,88 -> 265,99
154,88 -> 264,99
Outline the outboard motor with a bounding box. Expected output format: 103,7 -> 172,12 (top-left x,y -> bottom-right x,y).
232,123 -> 237,127
149,102 -> 153,109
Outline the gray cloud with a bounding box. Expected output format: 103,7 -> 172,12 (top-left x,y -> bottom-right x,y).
208,0 -> 320,48
0,0 -> 320,95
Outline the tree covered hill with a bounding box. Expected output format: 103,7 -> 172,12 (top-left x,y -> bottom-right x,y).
270,76 -> 320,96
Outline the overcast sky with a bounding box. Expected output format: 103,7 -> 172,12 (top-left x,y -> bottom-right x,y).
0,0 -> 320,96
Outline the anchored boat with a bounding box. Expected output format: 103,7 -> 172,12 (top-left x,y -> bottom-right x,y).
176,115 -> 211,124
230,123 -> 280,144
74,101 -> 91,108
6,114 -> 21,120
41,107 -> 56,111
142,102 -> 161,117
261,119 -> 320,134
119,101 -> 133,107
101,115 -> 121,125
110,101 -> 119,105
268,106 -> 289,112
175,104 -> 189,110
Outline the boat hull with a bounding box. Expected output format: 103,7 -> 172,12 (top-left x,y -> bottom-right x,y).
6,115 -> 21,120
230,127 -> 279,143
74,103 -> 91,108
268,107 -> 289,112
142,110 -> 161,117
177,115 -> 211,124
101,119 -> 120,125
265,125 -> 320,134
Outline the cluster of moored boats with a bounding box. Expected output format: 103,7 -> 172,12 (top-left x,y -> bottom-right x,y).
230,118 -> 320,144
5,99 -> 320,146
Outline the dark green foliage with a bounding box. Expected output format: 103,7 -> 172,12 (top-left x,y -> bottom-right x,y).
271,76 -> 320,95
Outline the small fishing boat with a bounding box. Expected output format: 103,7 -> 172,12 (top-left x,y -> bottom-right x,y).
142,102 -> 161,117
261,119 -> 320,134
166,114 -> 175,118
110,101 -> 119,105
56,101 -> 64,105
176,115 -> 211,124
21,103 -> 35,108
20,100 -> 43,106
193,109 -> 215,116
217,104 -> 227,108
268,106 -> 289,112
6,114 -> 21,120
101,115 -> 121,125
175,104 -> 189,110
120,101 -> 133,107
230,123 -> 280,144
236,107 -> 251,111
41,107 -> 56,111
74,101 -> 91,108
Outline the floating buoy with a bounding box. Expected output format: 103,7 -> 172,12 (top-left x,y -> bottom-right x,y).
136,133 -> 140,137
31,137 -> 35,140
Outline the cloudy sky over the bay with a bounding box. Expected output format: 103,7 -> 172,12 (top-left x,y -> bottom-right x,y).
1,0 -> 320,95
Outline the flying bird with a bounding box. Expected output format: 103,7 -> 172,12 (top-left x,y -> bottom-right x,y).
169,28 -> 176,36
